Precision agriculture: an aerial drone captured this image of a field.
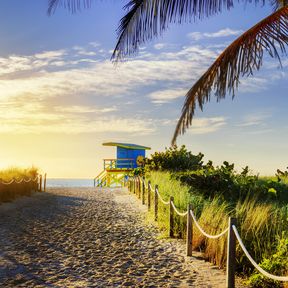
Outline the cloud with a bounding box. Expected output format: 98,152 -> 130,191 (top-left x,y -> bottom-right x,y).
34,50 -> 66,59
148,89 -> 187,104
0,100 -> 154,135
238,77 -> 268,93
154,43 -> 166,50
237,112 -> 271,127
188,28 -> 243,41
0,41 -> 279,137
158,45 -> 218,62
54,105 -> 118,114
188,117 -> 227,134
73,46 -> 97,56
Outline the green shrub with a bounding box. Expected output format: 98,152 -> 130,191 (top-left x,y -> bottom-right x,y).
174,162 -> 288,204
248,237 -> 288,288
145,145 -> 204,172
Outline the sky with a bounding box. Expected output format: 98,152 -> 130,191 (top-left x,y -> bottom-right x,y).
0,1 -> 287,178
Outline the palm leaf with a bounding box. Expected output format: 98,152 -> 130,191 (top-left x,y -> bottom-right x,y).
112,0 -> 266,61
48,0 -> 93,15
171,6 -> 288,145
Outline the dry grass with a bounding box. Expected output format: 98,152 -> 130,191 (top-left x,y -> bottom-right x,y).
0,167 -> 39,203
0,166 -> 38,181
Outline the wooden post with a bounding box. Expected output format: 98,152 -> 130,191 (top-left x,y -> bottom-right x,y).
186,203 -> 193,256
34,177 -> 38,191
39,175 -> 42,192
226,217 -> 237,288
142,177 -> 145,205
43,173 -> 47,192
169,196 -> 174,238
154,185 -> 158,221
133,177 -> 136,194
138,177 -> 141,199
147,180 -> 151,211
107,173 -> 111,187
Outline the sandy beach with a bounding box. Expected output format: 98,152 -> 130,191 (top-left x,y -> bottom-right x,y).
0,187 -> 247,287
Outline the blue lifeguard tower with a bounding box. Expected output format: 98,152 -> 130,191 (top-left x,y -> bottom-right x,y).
94,142 -> 151,187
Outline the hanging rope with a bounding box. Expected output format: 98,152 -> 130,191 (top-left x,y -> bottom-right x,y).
155,188 -> 170,205
1,176 -> 38,185
171,201 -> 188,217
190,210 -> 229,239
232,225 -> 288,282
1,179 -> 15,185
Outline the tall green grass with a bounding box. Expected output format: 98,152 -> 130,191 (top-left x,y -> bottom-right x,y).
145,171 -> 288,281
0,167 -> 39,203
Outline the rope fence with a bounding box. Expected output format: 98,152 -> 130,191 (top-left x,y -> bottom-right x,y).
171,201 -> 188,217
189,209 -> 229,239
232,225 -> 288,282
0,174 -> 47,193
0,175 -> 39,185
155,187 -> 170,205
126,176 -> 288,288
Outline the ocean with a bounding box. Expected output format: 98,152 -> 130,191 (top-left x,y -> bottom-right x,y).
46,179 -> 94,188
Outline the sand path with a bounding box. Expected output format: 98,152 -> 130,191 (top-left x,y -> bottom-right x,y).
0,187 -> 246,287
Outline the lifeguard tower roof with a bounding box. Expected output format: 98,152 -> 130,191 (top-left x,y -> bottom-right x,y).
102,142 -> 151,150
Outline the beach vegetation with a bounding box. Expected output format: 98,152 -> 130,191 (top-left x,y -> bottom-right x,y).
0,166 -> 39,203
144,146 -> 288,287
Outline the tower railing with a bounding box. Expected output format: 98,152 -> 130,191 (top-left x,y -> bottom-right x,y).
103,158 -> 134,170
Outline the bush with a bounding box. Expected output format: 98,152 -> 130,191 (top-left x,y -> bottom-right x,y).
173,161 -> 288,204
145,145 -> 204,172
248,237 -> 288,288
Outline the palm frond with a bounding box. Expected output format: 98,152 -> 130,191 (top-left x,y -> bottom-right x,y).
171,6 -> 288,145
111,0 -> 267,61
270,0 -> 288,10
48,0 -> 93,15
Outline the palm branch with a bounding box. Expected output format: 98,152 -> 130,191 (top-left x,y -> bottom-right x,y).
171,6 -> 288,145
111,0 -> 267,61
48,0 -> 93,15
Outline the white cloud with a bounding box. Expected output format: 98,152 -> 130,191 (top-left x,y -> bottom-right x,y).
188,28 -> 243,41
0,42 -> 280,137
73,46 -> 97,56
188,117 -> 227,134
34,50 -> 66,59
54,105 -> 118,114
148,89 -> 187,104
237,112 -> 271,127
154,43 -> 166,50
0,100 -> 154,135
89,42 -> 101,48
238,77 -> 268,93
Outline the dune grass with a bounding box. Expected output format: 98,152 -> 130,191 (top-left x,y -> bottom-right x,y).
0,166 -> 38,181
144,171 -> 288,282
0,166 -> 39,203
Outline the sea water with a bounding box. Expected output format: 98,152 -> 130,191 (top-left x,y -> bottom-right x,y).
46,179 -> 94,187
